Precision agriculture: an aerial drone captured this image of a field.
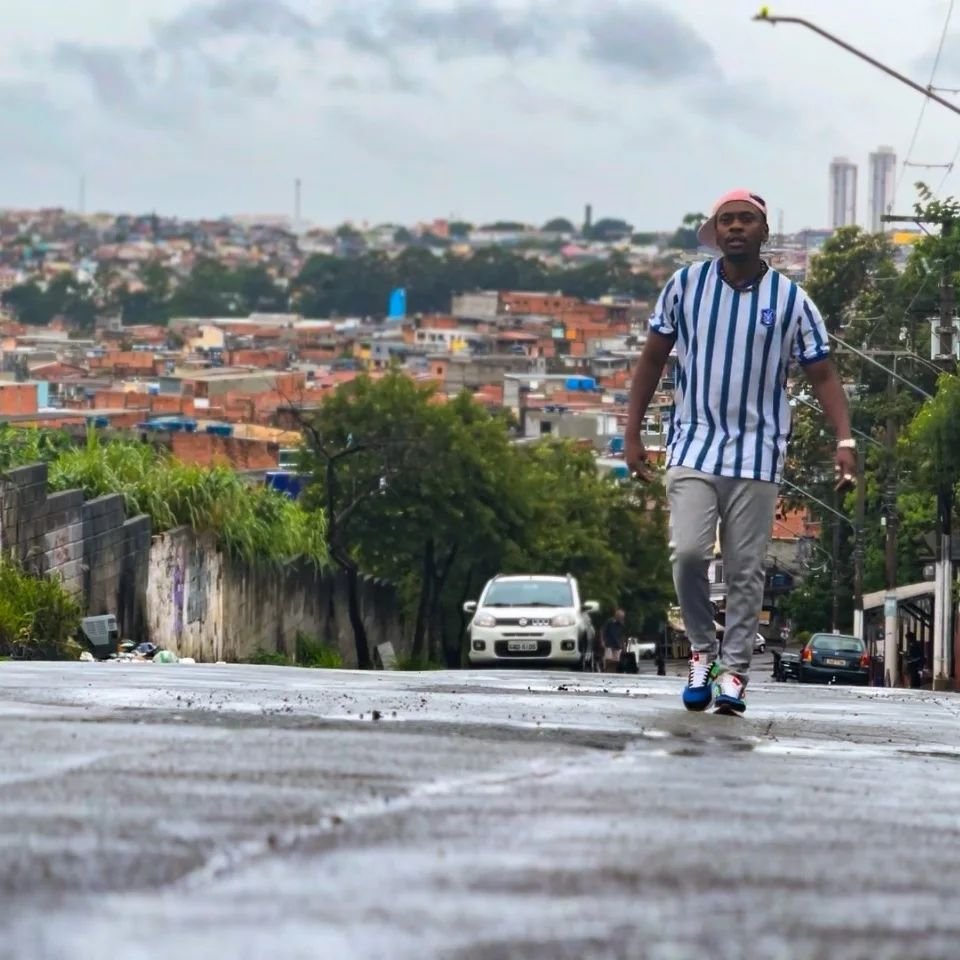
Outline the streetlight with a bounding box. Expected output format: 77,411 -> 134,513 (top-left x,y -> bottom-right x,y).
753,9 -> 960,120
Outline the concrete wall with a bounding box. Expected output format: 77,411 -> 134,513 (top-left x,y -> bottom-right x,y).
0,464 -> 151,638
0,463 -> 405,663
145,527 -> 404,665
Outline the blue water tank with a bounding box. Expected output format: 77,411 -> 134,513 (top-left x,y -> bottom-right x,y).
205,424 -> 233,437
609,436 -> 625,454
265,471 -> 303,500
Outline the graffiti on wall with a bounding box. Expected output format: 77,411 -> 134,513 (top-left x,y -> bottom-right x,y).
172,551 -> 184,638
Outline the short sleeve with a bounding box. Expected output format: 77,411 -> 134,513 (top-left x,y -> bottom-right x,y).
648,271 -> 681,339
792,295 -> 830,366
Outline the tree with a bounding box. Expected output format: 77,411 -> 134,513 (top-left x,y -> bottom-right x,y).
289,247 -> 659,318
234,265 -> 288,313
779,184 -> 960,634
803,227 -> 896,334
169,258 -> 236,317
448,221 -> 473,239
480,221 -> 527,232
299,374 -> 524,666
297,375 -> 673,667
586,218 -> 633,242
542,217 -> 575,234
2,281 -> 50,325
668,212 -> 707,251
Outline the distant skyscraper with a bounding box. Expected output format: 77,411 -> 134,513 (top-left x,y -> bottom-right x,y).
868,146 -> 897,233
829,157 -> 858,228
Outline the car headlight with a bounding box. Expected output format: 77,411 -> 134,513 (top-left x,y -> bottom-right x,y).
473,613 -> 497,627
551,614 -> 576,627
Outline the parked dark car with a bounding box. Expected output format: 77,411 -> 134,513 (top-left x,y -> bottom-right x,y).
799,633 -> 870,686
774,648 -> 800,681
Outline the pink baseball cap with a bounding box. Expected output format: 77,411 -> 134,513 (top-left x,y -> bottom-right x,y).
697,189 -> 768,249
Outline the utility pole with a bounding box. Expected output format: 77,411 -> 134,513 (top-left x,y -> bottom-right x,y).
882,369 -> 900,686
853,446 -> 866,643
883,212 -> 956,688
831,485 -> 841,633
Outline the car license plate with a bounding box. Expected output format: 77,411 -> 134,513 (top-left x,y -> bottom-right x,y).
508,641 -> 538,652
824,658 -> 847,667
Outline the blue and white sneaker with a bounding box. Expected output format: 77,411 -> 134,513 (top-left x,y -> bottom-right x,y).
714,671 -> 747,715
682,651 -> 717,711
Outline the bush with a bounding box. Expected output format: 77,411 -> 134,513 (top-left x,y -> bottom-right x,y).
247,634 -> 343,668
0,562 -> 83,660
394,654 -> 443,671
247,649 -> 290,666
48,430 -> 327,568
295,631 -> 343,668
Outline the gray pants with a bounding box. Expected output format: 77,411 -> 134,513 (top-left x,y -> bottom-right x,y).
665,467 -> 779,679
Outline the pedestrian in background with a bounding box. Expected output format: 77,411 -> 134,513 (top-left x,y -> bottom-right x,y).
602,608 -> 626,673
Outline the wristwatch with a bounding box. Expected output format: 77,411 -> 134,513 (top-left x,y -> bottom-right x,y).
837,439 -> 856,449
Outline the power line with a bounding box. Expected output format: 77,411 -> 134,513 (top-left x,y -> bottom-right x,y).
896,0 -> 956,204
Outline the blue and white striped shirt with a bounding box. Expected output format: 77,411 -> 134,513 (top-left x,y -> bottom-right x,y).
648,259 -> 830,484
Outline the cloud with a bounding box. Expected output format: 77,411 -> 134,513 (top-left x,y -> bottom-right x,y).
150,0 -> 316,49
1,81 -> 79,164
915,33 -> 960,83
580,2 -> 720,83
325,0 -> 559,61
51,0 -> 315,124
486,74 -> 611,125
48,0 -> 765,123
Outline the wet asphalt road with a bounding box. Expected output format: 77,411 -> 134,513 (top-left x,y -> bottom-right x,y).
2,662 -> 960,960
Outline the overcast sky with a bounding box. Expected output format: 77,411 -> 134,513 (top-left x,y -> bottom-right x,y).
4,0 -> 960,231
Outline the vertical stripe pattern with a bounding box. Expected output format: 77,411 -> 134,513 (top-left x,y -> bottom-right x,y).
648,261 -> 831,484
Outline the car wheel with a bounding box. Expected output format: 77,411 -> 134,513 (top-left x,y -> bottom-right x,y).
758,644 -> 765,655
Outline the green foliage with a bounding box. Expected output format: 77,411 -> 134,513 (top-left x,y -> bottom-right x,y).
668,212 -> 707,251
299,373 -> 673,664
291,246 -> 657,317
39,431 -> 326,567
248,633 -> 343,668
1,272 -> 97,331
901,373 -> 960,498
0,560 -> 83,660
783,184 -> 960,630
294,631 -> 343,668
542,217 -> 575,234
803,227 -> 896,334
247,649 -> 290,666
0,425 -> 74,469
585,218 -> 633,242
393,654 -> 444,671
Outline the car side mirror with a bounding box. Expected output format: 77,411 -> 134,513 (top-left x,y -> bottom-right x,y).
582,601 -> 599,614
463,601 -> 477,614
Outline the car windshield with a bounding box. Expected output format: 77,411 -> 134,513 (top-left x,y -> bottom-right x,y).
811,634 -> 863,653
483,580 -> 573,608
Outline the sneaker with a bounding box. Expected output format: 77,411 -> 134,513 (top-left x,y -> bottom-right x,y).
681,652 -> 717,711
714,671 -> 747,715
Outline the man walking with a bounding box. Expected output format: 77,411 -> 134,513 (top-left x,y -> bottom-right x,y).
602,608 -> 626,673
625,189 -> 855,715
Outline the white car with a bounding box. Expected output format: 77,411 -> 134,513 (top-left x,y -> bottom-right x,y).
465,574 -> 599,669
754,634 -> 767,654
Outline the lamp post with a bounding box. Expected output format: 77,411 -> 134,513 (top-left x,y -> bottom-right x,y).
753,9 -> 960,120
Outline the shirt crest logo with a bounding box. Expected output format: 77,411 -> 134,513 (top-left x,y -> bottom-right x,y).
760,308 -> 777,327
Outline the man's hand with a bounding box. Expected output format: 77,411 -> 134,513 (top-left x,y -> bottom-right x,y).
625,436 -> 654,483
834,445 -> 857,493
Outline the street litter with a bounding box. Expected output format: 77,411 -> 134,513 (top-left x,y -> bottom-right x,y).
79,636 -> 183,664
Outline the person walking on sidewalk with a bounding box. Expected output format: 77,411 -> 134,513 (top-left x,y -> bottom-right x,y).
625,188 -> 856,715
